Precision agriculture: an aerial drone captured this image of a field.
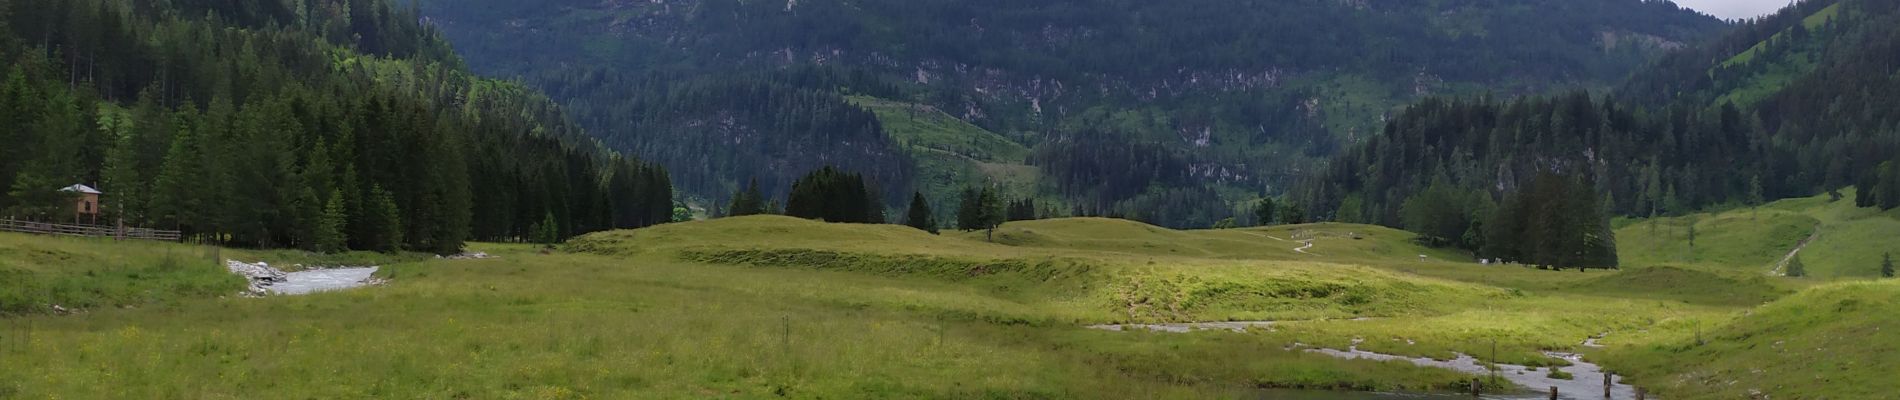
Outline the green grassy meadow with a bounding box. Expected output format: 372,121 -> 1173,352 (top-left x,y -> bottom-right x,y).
1617,189 -> 1900,279
2,205 -> 1897,398
847,95 -> 1045,208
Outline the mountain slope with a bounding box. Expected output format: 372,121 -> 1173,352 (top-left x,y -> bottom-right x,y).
1300,0 -> 1900,253
415,0 -> 1726,226
0,0 -> 674,252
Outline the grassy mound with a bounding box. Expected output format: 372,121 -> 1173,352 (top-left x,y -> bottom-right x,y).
0,234 -> 237,314
1603,280 -> 1900,398
0,232 -> 430,315
570,216 -> 1501,323
847,95 -> 1044,210
566,215 -> 990,257
975,218 -> 1471,264
1570,266 -> 1790,307
1616,210 -> 1817,270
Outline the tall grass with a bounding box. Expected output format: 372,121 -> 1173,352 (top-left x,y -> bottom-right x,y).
3,215 -> 1880,398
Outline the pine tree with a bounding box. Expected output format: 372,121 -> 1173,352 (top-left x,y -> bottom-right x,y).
672,201 -> 693,222
6,87 -> 88,221
1254,197 -> 1276,226
1881,161 -> 1900,210
1882,253 -> 1894,279
785,166 -> 880,223
904,192 -> 937,234
530,211 -> 560,246
364,185 -> 404,253
293,187 -> 325,250
1281,202 -> 1306,224
315,189 -> 349,253
728,178 -> 766,217
0,66 -> 34,213
98,105 -> 145,224
975,186 -> 1003,241
414,126 -> 471,254
1785,255 -> 1806,278
1746,174 -> 1764,206
957,188 -> 981,230
150,107 -> 204,233
1006,199 -> 1037,222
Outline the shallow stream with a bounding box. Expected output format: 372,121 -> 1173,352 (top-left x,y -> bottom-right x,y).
1093,321 -> 1643,399
266,267 -> 380,295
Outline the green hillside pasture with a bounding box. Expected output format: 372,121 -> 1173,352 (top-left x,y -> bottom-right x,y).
975,218 -> 1472,264
1617,190 -> 1900,278
1615,210 -> 1817,270
847,95 -> 1046,214
0,232 -> 425,315
571,216 -> 1502,324
0,216 -> 1829,398
0,242 -> 1494,398
1601,280 -> 1900,399
847,96 -> 1031,164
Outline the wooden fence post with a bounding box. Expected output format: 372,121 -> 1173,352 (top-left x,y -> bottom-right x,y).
1604,372 -> 1613,398
1550,386 -> 1559,400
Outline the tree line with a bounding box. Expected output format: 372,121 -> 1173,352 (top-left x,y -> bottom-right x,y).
726,166 -> 1061,240
0,0 -> 673,253
522,65 -> 916,209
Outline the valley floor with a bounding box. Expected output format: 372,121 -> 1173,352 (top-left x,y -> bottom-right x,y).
2,198 -> 1895,399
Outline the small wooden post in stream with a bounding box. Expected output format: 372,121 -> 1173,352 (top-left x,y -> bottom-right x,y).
1604,372 -> 1613,398
1635,387 -> 1646,400
1549,386 -> 1559,400
1470,378 -> 1480,396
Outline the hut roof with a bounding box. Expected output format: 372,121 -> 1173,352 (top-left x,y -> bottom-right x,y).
59,184 -> 103,195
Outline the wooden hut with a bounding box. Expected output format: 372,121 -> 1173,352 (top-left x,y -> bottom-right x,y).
59,184 -> 103,224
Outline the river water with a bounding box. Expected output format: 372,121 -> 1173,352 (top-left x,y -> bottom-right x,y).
266,267 -> 380,295
1093,322 -> 1641,400
1253,389 -> 1547,399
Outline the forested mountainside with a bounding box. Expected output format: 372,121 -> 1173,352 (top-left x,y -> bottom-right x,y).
1296,0 -> 1900,259
415,0 -> 1725,228
0,0 -> 673,253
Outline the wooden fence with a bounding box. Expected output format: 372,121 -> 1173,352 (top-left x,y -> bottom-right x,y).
0,219 -> 181,241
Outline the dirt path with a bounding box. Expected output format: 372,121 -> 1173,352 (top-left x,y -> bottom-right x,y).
1241,231 -> 1319,256
1770,226 -> 1822,276
1293,239 -> 1317,255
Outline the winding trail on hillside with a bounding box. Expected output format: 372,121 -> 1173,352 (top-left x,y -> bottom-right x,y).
1770,226 -> 1822,276
1241,231 -> 1320,256
1293,239 -> 1317,255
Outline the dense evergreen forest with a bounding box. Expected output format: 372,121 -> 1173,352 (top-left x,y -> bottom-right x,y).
1296,0 -> 1900,265
0,0 -> 673,253
529,66 -> 915,207
413,0 -> 1725,228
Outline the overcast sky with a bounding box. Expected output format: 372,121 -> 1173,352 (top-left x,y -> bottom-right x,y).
1674,0 -> 1793,20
